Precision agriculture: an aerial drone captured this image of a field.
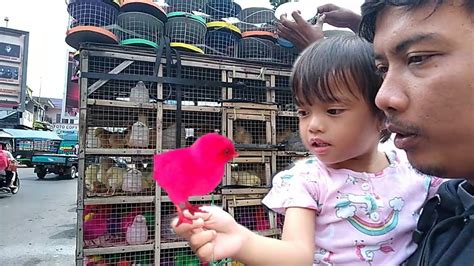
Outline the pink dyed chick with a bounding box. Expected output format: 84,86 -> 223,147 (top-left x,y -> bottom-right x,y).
153,133 -> 238,226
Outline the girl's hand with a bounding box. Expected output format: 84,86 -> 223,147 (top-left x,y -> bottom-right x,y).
172,206 -> 250,262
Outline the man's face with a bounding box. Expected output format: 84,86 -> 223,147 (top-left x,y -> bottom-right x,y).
373,2 -> 474,179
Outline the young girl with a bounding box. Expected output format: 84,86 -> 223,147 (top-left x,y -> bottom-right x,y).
173,35 -> 443,265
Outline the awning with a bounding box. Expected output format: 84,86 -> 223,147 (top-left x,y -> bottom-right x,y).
0,129 -> 62,140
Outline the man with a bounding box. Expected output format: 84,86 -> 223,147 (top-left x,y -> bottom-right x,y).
282,0 -> 474,263
358,1 -> 474,264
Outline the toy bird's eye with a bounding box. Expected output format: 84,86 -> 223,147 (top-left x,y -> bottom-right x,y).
224,148 -> 230,154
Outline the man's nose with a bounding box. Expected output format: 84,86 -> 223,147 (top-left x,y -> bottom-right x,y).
375,71 -> 409,115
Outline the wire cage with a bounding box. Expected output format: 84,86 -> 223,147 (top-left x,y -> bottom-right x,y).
166,0 -> 207,14
226,71 -> 271,104
85,250 -> 154,265
84,155 -> 155,198
238,32 -> 276,62
205,0 -> 242,21
116,12 -> 165,48
86,105 -> 158,150
226,197 -> 277,235
205,22 -> 241,57
225,109 -> 274,149
274,75 -> 294,112
275,115 -> 302,151
85,55 -> 158,102
82,202 -> 155,248
225,154 -> 272,187
237,7 -> 276,33
161,60 -> 224,105
160,197 -> 222,243
160,247 -> 202,266
66,0 -> 119,49
273,44 -> 299,65
120,0 -> 168,23
161,108 -> 222,151
275,151 -> 310,173
166,12 -> 207,54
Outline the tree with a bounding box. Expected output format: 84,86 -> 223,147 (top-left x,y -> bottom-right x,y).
270,0 -> 290,9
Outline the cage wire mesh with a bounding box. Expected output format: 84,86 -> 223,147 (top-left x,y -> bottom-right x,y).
228,158 -> 269,187
238,36 -> 274,62
205,0 -> 242,21
237,7 -> 275,32
160,199 -> 222,243
161,109 -> 221,152
166,13 -> 207,53
273,44 -> 299,65
82,202 -> 155,248
275,116 -> 302,151
275,152 -> 309,173
85,250 -> 154,265
162,64 -> 223,104
86,55 -> 157,101
116,12 -> 165,48
205,23 -> 241,57
86,105 -> 157,149
84,155 -> 155,198
165,0 -> 207,13
228,76 -> 269,103
228,201 -> 273,234
160,247 -> 202,265
230,116 -> 271,148
67,0 -> 119,29
274,75 -> 294,111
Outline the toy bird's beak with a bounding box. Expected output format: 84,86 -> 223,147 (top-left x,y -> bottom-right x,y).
233,152 -> 239,158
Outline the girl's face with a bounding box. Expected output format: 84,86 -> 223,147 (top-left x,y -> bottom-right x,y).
297,84 -> 382,170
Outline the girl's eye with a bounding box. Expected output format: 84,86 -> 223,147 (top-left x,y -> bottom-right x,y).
297,110 -> 309,117
327,109 -> 344,115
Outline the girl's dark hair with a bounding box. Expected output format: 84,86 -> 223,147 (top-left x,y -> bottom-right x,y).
291,35 -> 390,142
359,0 -> 474,43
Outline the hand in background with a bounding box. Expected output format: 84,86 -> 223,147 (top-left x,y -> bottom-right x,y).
317,4 -> 362,33
277,11 -> 325,51
172,206 -> 250,262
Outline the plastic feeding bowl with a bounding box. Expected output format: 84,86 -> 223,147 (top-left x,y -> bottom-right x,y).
166,12 -> 207,54
66,0 -> 120,49
205,21 -> 241,57
117,12 -> 165,48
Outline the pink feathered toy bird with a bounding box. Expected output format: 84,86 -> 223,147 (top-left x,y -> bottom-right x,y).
154,133 -> 238,226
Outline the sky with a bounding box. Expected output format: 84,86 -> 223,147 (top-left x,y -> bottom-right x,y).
0,0 -> 363,99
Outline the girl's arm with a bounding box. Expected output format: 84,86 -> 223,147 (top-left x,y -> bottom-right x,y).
175,206 -> 316,265
235,207 -> 316,265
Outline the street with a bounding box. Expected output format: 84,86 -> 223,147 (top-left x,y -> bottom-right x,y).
0,168 -> 77,266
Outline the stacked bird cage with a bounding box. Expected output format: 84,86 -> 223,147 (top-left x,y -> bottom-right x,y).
165,12 -> 207,54
205,0 -> 242,22
205,21 -> 242,57
76,23 -> 298,263
66,0 -> 120,49
116,0 -> 167,49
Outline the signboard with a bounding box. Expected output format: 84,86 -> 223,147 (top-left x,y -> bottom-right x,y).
53,123 -> 79,134
0,27 -> 29,110
61,52 -> 79,119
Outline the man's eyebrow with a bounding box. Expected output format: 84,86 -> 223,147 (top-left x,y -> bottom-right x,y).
374,33 -> 438,61
394,33 -> 437,54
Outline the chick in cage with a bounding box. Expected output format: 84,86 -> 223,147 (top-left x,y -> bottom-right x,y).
84,205 -> 109,247
95,128 -> 131,149
231,170 -> 262,186
234,125 -> 253,144
105,166 -> 128,195
276,128 -> 294,144
136,162 -> 155,191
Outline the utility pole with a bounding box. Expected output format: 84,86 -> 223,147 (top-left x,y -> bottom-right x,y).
4,17 -> 9,28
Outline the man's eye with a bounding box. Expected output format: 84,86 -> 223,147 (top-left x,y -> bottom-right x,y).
408,55 -> 431,65
376,65 -> 388,78
327,109 -> 344,115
